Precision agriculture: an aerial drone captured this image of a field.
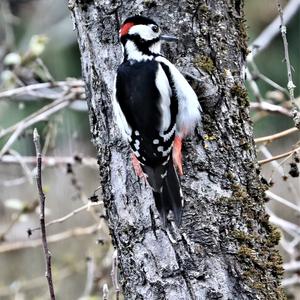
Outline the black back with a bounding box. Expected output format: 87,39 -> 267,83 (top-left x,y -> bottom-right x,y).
116,59 -> 177,167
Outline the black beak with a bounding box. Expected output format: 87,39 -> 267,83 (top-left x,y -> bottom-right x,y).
160,34 -> 178,42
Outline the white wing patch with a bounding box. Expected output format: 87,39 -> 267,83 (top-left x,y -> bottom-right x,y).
156,57 -> 201,137
155,64 -> 172,132
112,76 -> 132,141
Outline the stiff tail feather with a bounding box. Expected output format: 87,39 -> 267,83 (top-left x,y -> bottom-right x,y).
152,159 -> 183,226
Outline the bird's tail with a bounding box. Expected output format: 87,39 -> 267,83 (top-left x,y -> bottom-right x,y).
148,159 -> 183,226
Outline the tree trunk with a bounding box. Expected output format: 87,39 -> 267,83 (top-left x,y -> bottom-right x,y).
70,0 -> 285,299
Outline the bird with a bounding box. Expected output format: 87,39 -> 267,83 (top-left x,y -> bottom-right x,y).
112,15 -> 201,226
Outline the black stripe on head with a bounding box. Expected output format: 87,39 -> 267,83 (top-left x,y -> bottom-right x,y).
122,15 -> 158,27
126,35 -> 160,56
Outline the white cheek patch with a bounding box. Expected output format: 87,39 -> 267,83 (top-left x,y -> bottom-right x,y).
125,41 -> 153,61
129,24 -> 157,41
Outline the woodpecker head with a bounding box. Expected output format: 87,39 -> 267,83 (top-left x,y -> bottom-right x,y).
119,15 -> 164,60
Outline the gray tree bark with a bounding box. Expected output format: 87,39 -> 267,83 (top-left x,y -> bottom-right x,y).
70,0 -> 285,299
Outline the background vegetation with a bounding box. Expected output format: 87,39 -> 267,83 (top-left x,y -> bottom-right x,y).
0,0 -> 299,299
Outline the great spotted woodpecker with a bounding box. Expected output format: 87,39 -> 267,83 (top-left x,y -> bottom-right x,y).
112,15 -> 201,226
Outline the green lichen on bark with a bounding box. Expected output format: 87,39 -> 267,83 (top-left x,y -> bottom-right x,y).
194,55 -> 215,74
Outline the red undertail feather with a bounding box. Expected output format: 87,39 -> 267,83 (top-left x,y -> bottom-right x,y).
173,136 -> 183,176
131,153 -> 144,178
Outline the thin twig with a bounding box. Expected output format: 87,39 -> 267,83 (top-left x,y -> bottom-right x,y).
0,224 -> 100,253
268,208 -> 300,235
82,256 -> 96,298
266,191 -> 300,214
0,80 -> 84,100
33,128 -> 56,300
282,275 -> 300,287
0,154 -> 98,167
258,145 -> 300,165
0,200 -> 39,241
103,283 -> 109,300
246,69 -> 263,102
255,127 -> 298,144
283,261 -> 300,272
0,91 -> 77,158
259,145 -> 300,202
250,101 -> 291,117
0,261 -> 85,297
277,0 -> 300,128
111,250 -> 120,300
0,93 -> 73,159
29,201 -> 102,232
250,0 -> 300,56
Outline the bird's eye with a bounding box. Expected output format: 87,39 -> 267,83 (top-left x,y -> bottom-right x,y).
151,25 -> 159,33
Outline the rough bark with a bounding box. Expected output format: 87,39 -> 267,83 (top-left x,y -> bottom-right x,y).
70,1 -> 285,299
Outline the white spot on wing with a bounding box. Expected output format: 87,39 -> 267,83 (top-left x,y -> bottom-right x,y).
160,124 -> 176,142
161,171 -> 167,178
134,139 -> 140,150
153,139 -> 159,144
133,150 -> 140,158
157,143 -> 173,157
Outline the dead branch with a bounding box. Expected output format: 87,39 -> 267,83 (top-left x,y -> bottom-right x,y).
0,80 -> 84,100
30,201 -> 102,232
33,128 -> 56,300
250,101 -> 291,116
0,224 -> 100,253
250,0 -> 300,56
0,91 -> 78,158
277,0 -> 300,128
258,145 -> 300,165
255,127 -> 298,144
0,154 -> 98,168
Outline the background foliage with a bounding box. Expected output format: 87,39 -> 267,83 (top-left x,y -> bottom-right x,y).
0,0 -> 299,299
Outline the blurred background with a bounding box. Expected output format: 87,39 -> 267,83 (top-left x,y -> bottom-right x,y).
0,0 -> 299,299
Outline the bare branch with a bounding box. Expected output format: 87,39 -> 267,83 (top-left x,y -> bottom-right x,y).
0,154 -> 98,168
0,200 -> 39,241
246,69 -> 263,102
283,261 -> 300,272
268,208 -> 300,235
250,101 -> 291,117
33,128 -> 56,300
277,0 -> 300,128
0,90 -> 78,158
111,250 -> 120,300
255,127 -> 298,144
282,275 -> 300,287
266,191 -> 300,214
102,283 -> 109,300
250,0 -> 300,57
0,224 -> 100,253
0,261 -> 85,298
258,145 -> 300,165
0,80 -> 84,100
30,201 -> 102,232
82,256 -> 96,298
